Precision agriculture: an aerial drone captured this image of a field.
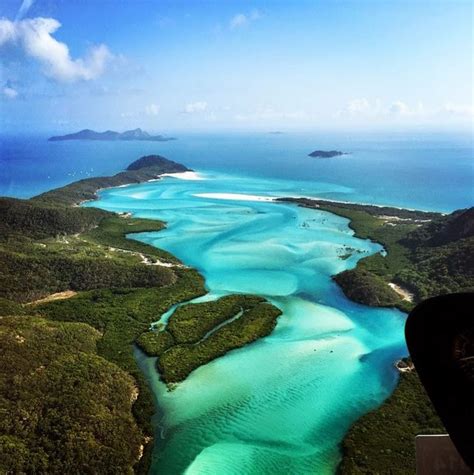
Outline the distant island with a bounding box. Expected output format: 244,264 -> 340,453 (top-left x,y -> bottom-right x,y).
48,128 -> 176,142
308,150 -> 346,158
268,131 -> 285,135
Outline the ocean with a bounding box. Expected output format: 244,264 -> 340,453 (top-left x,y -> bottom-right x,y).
2,130 -> 473,474
1,131 -> 473,211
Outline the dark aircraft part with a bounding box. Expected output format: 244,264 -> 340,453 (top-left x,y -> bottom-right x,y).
405,293 -> 474,471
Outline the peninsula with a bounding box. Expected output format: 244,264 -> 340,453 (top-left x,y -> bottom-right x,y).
34,154 -> 189,206
280,196 -> 474,473
308,150 -> 345,158
48,128 -> 176,142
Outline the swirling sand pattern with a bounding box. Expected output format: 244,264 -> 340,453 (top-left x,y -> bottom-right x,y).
88,171 -> 407,475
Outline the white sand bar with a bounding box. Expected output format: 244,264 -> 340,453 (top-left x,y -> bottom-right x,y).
161,171 -> 206,180
388,282 -> 414,302
193,193 -> 276,202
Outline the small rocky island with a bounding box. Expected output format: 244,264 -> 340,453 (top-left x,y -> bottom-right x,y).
48,128 -> 176,142
308,150 -> 345,158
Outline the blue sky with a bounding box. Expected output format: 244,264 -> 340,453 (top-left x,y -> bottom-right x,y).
0,0 -> 472,132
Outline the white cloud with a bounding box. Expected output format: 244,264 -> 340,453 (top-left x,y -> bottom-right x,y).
184,101 -> 208,113
235,108 -> 307,122
2,86 -> 18,99
442,102 -> 474,117
389,100 -> 411,116
145,103 -> 160,116
0,17 -> 112,82
338,98 -> 427,120
346,98 -> 372,115
230,9 -> 262,29
230,14 -> 248,29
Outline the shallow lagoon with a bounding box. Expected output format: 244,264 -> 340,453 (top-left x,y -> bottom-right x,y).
88,170 -> 407,474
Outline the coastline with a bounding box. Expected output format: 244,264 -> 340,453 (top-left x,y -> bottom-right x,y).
279,196 -> 472,473
1,158 -> 285,473
88,173 -> 423,473
2,159 -> 471,474
57,170 -> 449,472
74,171 -> 206,208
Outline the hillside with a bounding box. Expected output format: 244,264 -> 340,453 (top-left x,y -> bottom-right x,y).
0,315 -> 143,474
0,154 -> 285,473
32,155 -> 190,206
281,197 -> 473,473
0,156 -> 207,473
281,198 -> 473,311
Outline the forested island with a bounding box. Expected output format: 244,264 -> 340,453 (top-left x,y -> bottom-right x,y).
0,156 -> 282,474
308,150 -> 346,158
48,128 -> 176,142
280,197 -> 474,473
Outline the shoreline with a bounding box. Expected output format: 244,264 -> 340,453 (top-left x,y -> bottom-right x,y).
5,160 -> 469,474
280,195 -> 446,214
86,170 -> 422,473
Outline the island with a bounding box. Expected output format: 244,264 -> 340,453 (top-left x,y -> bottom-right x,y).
136,295 -> 281,383
48,128 -> 176,142
308,150 -> 345,158
279,196 -> 474,473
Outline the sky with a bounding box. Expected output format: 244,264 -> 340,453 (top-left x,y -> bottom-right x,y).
0,0 -> 473,133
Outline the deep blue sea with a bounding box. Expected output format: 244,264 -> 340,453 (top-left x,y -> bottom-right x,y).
1,131 -> 473,474
1,131 -> 473,211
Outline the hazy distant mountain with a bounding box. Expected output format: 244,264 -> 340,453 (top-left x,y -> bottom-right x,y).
308,150 -> 345,158
48,128 -> 176,142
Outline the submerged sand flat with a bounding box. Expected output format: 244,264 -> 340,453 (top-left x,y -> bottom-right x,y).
86,170 -> 407,475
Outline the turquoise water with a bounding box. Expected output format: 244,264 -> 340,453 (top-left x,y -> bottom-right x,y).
86,171 -> 407,474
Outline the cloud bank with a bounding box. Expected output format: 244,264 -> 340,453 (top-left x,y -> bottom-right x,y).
145,103 -> 160,116
337,98 -> 473,124
0,17 -> 112,82
184,101 -> 208,113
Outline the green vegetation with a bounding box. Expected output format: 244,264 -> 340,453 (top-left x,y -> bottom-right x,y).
85,215 -> 180,264
167,294 -> 266,343
281,198 -> 473,474
0,297 -> 26,316
339,370 -> 444,474
0,156 -> 208,474
33,155 -> 189,206
283,198 -> 474,312
37,269 -> 206,433
0,155 -> 284,472
136,295 -> 282,383
136,328 -> 175,356
0,316 -> 143,474
0,214 -> 176,302
334,270 -> 401,308
126,154 -> 186,171
0,196 -> 108,239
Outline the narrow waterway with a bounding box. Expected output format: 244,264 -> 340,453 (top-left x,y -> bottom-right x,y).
87,170 -> 407,474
